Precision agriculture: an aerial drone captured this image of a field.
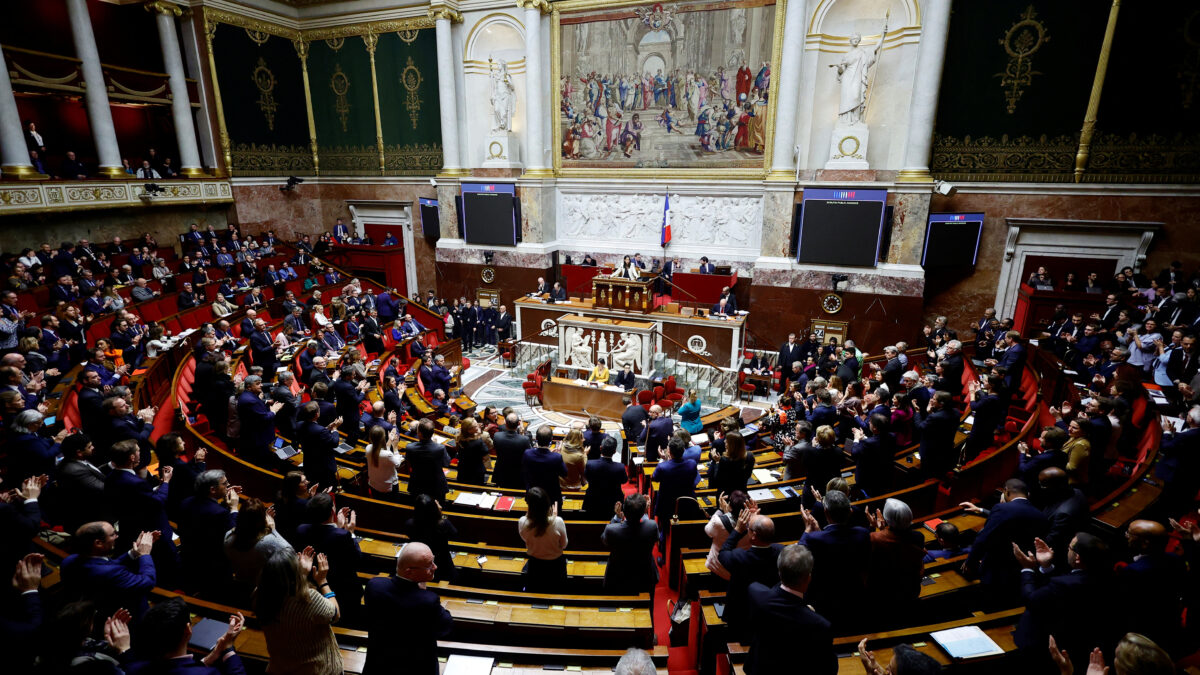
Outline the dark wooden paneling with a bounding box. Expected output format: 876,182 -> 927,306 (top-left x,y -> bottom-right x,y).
745,285 -> 923,356
436,261 -> 552,308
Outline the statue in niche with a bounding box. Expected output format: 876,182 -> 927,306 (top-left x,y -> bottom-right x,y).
611,333 -> 643,373
489,58 -> 516,132
830,33 -> 876,125
570,331 -> 595,370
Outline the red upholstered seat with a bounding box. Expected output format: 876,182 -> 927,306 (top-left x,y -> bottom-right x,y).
636,389 -> 654,411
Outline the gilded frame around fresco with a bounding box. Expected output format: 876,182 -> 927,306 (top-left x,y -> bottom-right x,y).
550,0 -> 787,180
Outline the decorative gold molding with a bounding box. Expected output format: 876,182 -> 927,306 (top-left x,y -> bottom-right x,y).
302,16 -> 436,41
364,32 -> 386,175
428,7 -> 464,23
895,168 -> 934,183
1074,0 -> 1121,182
293,38 -> 321,175
144,1 -> 182,18
202,9 -> 232,173
0,165 -> 48,180
201,7 -> 301,41
996,5 -> 1050,115
516,0 -> 552,13
0,178 -> 233,216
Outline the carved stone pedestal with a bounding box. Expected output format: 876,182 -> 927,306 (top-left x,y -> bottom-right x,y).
825,122 -> 870,170
482,132 -> 522,169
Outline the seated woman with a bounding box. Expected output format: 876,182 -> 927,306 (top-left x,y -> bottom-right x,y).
588,357 -> 610,384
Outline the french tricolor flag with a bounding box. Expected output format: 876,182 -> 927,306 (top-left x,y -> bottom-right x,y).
661,193 -> 672,247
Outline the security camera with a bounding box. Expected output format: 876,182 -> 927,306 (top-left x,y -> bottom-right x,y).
280,176 -> 304,192
934,181 -> 958,197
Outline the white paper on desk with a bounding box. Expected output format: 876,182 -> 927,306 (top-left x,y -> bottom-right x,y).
453,492 -> 482,506
443,654 -> 494,675
748,488 -> 774,501
930,626 -> 1005,659
964,415 -> 975,426
1149,390 -> 1169,403
475,494 -> 498,510
632,456 -> 645,465
692,433 -> 709,445
752,468 -> 776,484
1162,415 -> 1183,432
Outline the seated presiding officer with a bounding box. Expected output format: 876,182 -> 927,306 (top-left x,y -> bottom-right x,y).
711,297 -> 736,316
589,358 -> 611,384
550,282 -> 567,301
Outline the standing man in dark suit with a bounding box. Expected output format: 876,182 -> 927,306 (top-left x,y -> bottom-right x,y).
61,522 -> 158,621
650,439 -> 698,554
236,375 -> 283,467
986,330 -> 1027,395
1155,407 -> 1200,513
363,542 -> 453,675
332,367 -> 368,448
494,304 -> 513,342
103,440 -> 177,588
913,391 -> 959,479
745,544 -> 836,675
778,333 -> 803,383
404,419 -> 453,502
601,493 -> 659,596
1167,334 -> 1198,388
849,414 -> 895,498
584,437 -> 628,519
54,434 -> 108,533
296,493 -> 363,622
106,396 -> 157,469
960,478 -> 1048,607
798,490 -> 870,631
1035,467 -> 1088,565
964,375 -> 1005,462
271,372 -> 302,438
934,340 -> 966,393
640,404 -> 673,462
880,346 -> 904,394
492,413 -> 532,489
296,401 -> 342,491
718,506 -> 783,642
178,470 -> 239,599
1013,533 -> 1115,674
248,319 -> 277,380
523,426 -> 567,510
0,476 -> 43,571
621,396 -> 648,446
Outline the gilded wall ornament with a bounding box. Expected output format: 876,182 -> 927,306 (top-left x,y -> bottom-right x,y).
996,5 -> 1050,115
325,37 -> 345,51
398,29 -> 419,44
245,28 -> 271,45
401,57 -> 423,130
252,58 -> 278,131
331,64 -> 351,132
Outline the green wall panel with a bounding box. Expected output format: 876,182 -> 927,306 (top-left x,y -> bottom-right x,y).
308,36 -> 379,175
375,30 -> 442,175
211,23 -> 314,176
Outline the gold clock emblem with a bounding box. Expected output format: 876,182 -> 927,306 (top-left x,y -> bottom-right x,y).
481,267 -> 496,284
821,292 -> 844,314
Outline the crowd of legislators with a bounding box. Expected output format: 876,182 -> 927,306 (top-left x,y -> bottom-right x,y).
0,216 -> 1196,675
22,119 -> 188,181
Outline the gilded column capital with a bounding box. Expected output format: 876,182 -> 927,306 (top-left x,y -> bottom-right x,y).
428,5 -> 464,23
144,1 -> 182,17
516,0 -> 552,13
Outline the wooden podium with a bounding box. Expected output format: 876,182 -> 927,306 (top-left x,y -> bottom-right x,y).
591,275 -> 655,314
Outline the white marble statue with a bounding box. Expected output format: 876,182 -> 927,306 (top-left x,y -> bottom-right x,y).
830,34 -> 876,125
571,331 -> 594,370
610,333 -> 643,373
489,59 -> 516,133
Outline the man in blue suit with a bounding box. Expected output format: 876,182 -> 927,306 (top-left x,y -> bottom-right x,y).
333,217 -> 350,243
235,376 -> 283,467
405,418 -> 453,502
123,596 -> 247,674
805,390 -> 838,428
1155,407 -> 1200,512
523,426 -> 568,510
431,353 -> 453,394
61,521 -> 158,621
986,330 -> 1027,396
178,470 -> 239,599
849,414 -> 895,498
640,404 -> 673,462
718,505 -> 783,642
914,391 -> 960,479
1017,426 -> 1068,488
601,493 -> 660,596
376,289 -> 399,323
745,544 -> 836,675
297,341 -> 318,382
296,493 -> 363,621
492,413 -> 532,490
296,401 -> 342,491
1117,520 -> 1187,650
698,256 -> 716,274
103,440 -> 176,589
584,437 -> 628,519
320,325 -> 345,352
107,396 -> 156,468
961,478 -> 1047,607
1013,533 -> 1115,674
363,542 -> 453,675
86,347 -> 128,387
332,367 -> 368,447
238,310 -> 257,339
798,490 -> 870,632
964,374 -> 1006,462
650,439 -> 697,553
248,319 -> 277,378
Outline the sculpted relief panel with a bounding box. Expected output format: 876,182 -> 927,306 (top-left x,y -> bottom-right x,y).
557,192 -> 762,257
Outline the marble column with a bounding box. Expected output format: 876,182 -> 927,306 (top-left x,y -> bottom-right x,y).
66,0 -> 124,178
885,191 -> 931,265
896,0 -> 952,183
765,0 -> 809,180
0,46 -> 44,179
430,5 -> 467,177
519,0 -> 551,177
149,1 -> 203,177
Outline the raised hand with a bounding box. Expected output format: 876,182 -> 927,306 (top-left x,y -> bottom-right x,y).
1033,537 -> 1054,568
12,553 -> 44,592
313,553 -> 330,586
1085,647 -> 1109,675
299,546 -> 315,577
857,638 -> 884,675
1168,515 -> 1200,543
1048,635 -> 1072,675
215,612 -> 245,653
799,505 -> 820,534
734,505 -> 754,533
160,465 -> 173,483
104,610 -> 132,653
132,531 -> 155,557
194,447 -> 207,464
1012,542 -> 1037,569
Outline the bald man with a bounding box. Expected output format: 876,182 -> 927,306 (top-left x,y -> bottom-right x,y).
363,542 -> 453,675
717,509 -> 783,642
1118,520 -> 1186,648
640,404 -> 673,463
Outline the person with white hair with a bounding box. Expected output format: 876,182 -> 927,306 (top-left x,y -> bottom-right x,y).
614,648 -> 657,675
9,409 -> 68,481
866,498 -> 925,619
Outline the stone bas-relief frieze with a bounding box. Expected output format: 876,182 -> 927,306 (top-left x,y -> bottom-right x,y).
557,192 -> 762,254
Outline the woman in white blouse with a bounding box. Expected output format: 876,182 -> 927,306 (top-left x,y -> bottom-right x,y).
365,425 -> 403,498
312,304 -> 331,329
518,487 -> 569,593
